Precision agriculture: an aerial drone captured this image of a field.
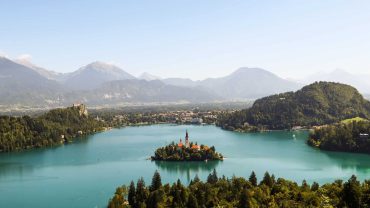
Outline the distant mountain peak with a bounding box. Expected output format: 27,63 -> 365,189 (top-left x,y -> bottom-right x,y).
231,67 -> 276,77
13,57 -> 61,80
139,72 -> 161,81
65,61 -> 136,90
331,68 -> 350,75
81,61 -> 121,72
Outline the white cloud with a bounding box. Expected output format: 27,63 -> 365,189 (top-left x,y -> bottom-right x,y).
16,54 -> 32,62
0,50 -> 9,58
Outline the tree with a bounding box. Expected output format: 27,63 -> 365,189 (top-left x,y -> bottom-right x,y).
193,174 -> 200,183
207,169 -> 218,184
150,170 -> 162,191
239,188 -> 253,208
260,172 -> 273,187
136,177 -> 148,206
342,175 -> 362,208
128,181 -> 136,207
311,182 -> 319,191
249,171 -> 257,186
187,193 -> 199,208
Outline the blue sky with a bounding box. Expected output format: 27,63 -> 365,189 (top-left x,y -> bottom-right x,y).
1,0 -> 370,80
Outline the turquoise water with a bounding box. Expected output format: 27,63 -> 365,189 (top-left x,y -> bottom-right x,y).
1,124 -> 370,208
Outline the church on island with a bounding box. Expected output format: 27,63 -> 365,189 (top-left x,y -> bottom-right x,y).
177,130 -> 203,151
151,130 -> 223,161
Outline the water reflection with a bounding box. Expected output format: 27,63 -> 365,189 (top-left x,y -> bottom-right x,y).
153,160 -> 221,182
0,161 -> 35,181
322,151 -> 370,174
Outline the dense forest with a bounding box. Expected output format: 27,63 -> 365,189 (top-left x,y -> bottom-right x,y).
0,104 -> 105,152
308,120 -> 370,154
217,82 -> 370,131
108,170 -> 370,208
152,142 -> 223,161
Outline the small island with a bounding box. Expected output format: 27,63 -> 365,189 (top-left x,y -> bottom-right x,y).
151,131 -> 223,161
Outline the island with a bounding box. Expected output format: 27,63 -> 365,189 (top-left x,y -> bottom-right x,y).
151,131 -> 223,161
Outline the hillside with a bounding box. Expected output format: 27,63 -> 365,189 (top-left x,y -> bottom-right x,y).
308,120 -> 370,154
62,79 -> 220,105
0,57 -> 63,105
0,104 -> 104,152
217,82 -> 370,131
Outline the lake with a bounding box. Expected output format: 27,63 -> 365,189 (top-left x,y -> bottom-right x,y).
1,124 -> 370,208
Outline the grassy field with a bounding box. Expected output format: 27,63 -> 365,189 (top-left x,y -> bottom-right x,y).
341,117 -> 368,124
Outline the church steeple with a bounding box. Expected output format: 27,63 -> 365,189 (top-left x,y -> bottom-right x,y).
185,130 -> 190,148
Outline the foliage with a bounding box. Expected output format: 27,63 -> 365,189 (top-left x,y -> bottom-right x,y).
151,142 -> 223,161
0,104 -> 105,152
341,117 -> 368,124
217,82 -> 370,131
308,120 -> 370,154
108,170 -> 370,208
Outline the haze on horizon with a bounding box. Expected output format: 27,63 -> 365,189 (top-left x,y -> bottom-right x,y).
1,0 -> 370,80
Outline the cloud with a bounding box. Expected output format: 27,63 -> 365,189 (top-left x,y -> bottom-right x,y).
16,54 -> 32,62
0,50 -> 9,58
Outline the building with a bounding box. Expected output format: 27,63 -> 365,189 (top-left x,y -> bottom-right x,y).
191,144 -> 200,151
185,130 -> 190,148
177,139 -> 183,149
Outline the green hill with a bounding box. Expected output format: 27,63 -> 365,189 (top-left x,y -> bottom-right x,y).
308,120 -> 370,154
0,104 -> 105,152
217,82 -> 370,131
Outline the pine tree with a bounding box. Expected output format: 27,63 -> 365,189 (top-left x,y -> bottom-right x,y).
239,188 -> 253,208
128,181 -> 136,207
193,174 -> 200,183
207,169 -> 218,184
150,170 -> 162,191
261,172 -> 273,187
136,177 -> 148,206
342,175 -> 362,208
311,182 -> 319,191
249,171 -> 257,186
187,193 -> 199,208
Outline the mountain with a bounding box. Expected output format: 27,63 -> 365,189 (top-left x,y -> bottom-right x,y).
217,82 -> 370,130
61,79 -> 219,105
162,78 -> 200,87
304,69 -> 370,94
201,67 -> 301,99
139,72 -> 161,81
163,68 -> 302,99
0,57 -> 62,105
63,61 -> 136,90
14,58 -> 62,81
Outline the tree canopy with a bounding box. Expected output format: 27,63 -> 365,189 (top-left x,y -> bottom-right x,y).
0,104 -> 105,152
108,170 -> 370,208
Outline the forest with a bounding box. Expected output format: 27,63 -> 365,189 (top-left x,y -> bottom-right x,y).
217,82 -> 370,131
151,142 -> 223,161
108,170 -> 370,208
308,120 -> 370,154
0,104 -> 105,152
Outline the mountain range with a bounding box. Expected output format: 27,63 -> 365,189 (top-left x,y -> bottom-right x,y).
302,69 -> 370,94
0,56 -> 369,108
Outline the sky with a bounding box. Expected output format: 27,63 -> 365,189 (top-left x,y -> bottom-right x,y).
1,0 -> 370,80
